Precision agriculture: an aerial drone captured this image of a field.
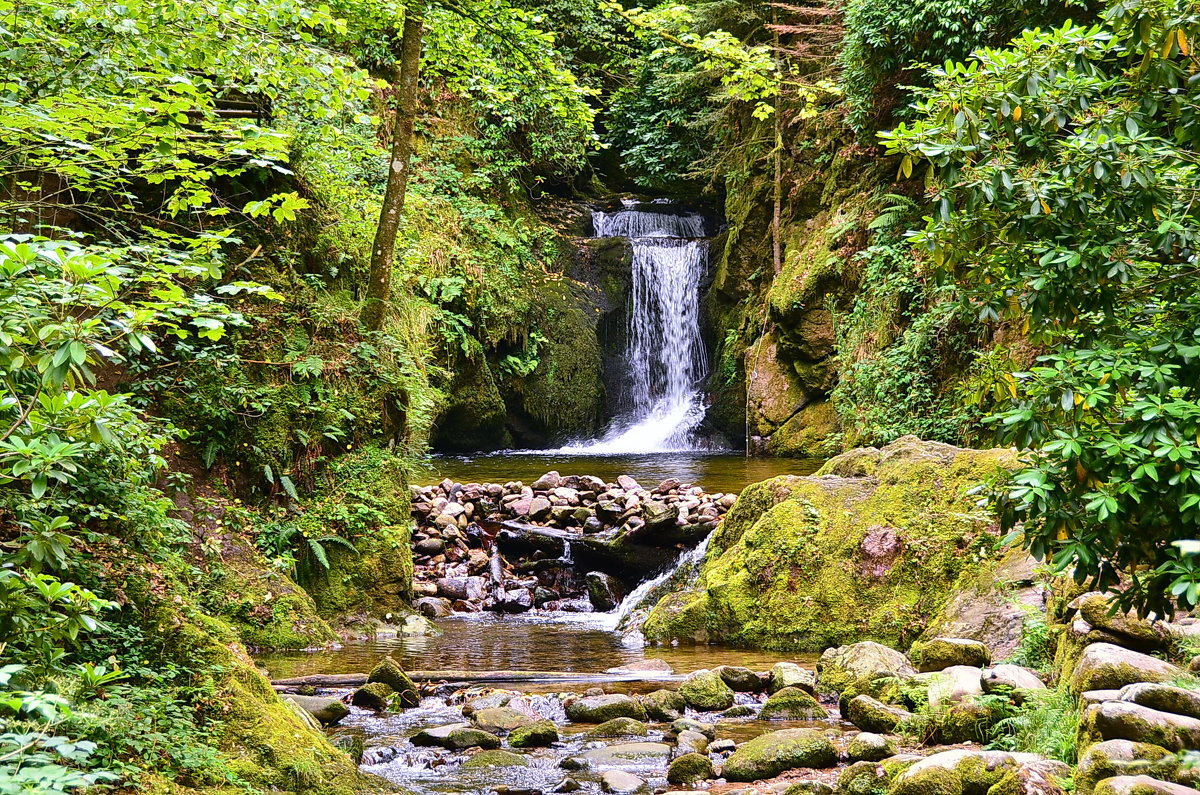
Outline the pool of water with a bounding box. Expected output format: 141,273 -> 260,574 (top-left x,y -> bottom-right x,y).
415,452 -> 823,495
259,614 -> 814,682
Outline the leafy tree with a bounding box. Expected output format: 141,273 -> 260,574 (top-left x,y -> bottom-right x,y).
883,0 -> 1200,616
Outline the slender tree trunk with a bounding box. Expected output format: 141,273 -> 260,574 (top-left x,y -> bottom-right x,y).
362,1 -> 425,332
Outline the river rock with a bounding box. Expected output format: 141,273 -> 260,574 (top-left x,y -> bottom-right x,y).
760,686 -> 825,720
570,742 -> 671,768
670,717 -> 715,738
287,695 -> 348,726
769,662 -> 817,694
528,497 -> 553,521
982,665 -> 1046,702
1076,740 -> 1181,795
668,753 -> 715,784
437,576 -> 487,602
817,641 -> 917,693
1118,683 -> 1200,721
927,666 -> 985,707
716,664 -> 766,692
414,538 -> 445,557
787,781 -> 835,795
846,695 -> 913,733
1083,700 -> 1200,750
723,704 -> 757,718
500,588 -> 534,613
462,749 -> 528,768
617,475 -> 641,491
415,596 -> 453,618
587,717 -> 650,737
471,706 -> 533,734
838,760 -> 890,795
553,779 -> 581,793
412,723 -> 501,749
1094,777 -> 1198,795
912,638 -> 991,672
586,571 -> 625,612
847,732 -> 896,762
509,720 -> 559,748
1075,593 -> 1172,651
367,656 -> 419,707
890,750 -> 1045,795
1071,644 -> 1181,695
721,728 -> 838,781
708,738 -> 736,754
674,729 -> 711,755
679,669 -> 735,710
641,689 -> 686,721
601,770 -> 646,794
532,471 -> 562,491
608,659 -> 673,675
565,693 -> 647,723
350,682 -> 393,712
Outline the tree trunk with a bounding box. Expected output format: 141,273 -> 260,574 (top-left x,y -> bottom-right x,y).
361,1 -> 425,332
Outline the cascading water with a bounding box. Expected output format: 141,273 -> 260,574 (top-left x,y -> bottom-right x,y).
562,200 -> 714,453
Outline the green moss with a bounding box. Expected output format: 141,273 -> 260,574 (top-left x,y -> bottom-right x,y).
642,437 -> 1018,651
462,749 -> 528,768
508,720 -> 559,748
667,752 -> 715,784
760,687 -> 825,720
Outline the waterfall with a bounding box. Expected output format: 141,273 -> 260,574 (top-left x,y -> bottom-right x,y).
562,200 -> 713,453
611,533 -> 711,626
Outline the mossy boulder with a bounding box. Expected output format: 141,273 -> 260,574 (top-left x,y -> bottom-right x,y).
1070,644 -> 1181,696
716,664 -> 766,692
565,694 -> 647,723
679,669 -> 736,711
641,689 -> 686,721
643,438 -> 1018,650
1076,740 -> 1180,795
1093,777 -> 1198,795
838,760 -> 892,795
508,719 -> 559,748
724,704 -> 757,718
760,686 -> 825,720
411,723 -> 502,750
819,642 -> 917,695
889,750 -> 1040,795
1075,593 -> 1171,652
1118,683 -> 1200,721
350,682 -> 394,712
668,752 -> 715,784
462,749 -> 529,768
367,655 -> 420,707
722,728 -> 838,781
471,706 -> 533,735
587,717 -> 650,737
846,695 -> 914,734
847,732 -> 896,763
910,638 -> 991,673
1081,701 -> 1200,751
288,694 -> 350,726
432,355 -> 509,452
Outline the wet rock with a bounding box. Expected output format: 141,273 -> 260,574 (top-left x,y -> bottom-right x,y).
437,576 -> 487,602
586,571 -> 626,612
350,682 -> 393,712
927,666 -> 985,707
674,729 -> 710,755
462,749 -> 528,768
565,693 -> 647,723
617,475 -> 641,491
708,739 -> 736,754
367,656 -> 419,707
846,695 -> 914,733
471,706 -> 533,735
463,692 -> 516,715
1076,740 -> 1181,795
500,588 -> 534,613
716,664 -> 766,692
723,705 -> 757,718
838,760 -> 890,795
509,719 -> 560,748
287,695 -> 348,726
642,501 -> 678,530
415,596 -> 453,618
679,668 -> 735,711
847,732 -> 896,762
570,742 -> 671,768
721,728 -> 838,781
760,686 -> 825,720
552,778 -> 581,793
1071,644 -> 1181,695
601,770 -> 646,794
331,733 -> 364,763
912,638 -> 991,672
608,659 -> 674,675
415,538 -> 446,557
528,497 -> 553,521
1083,700 -> 1200,750
411,723 -> 501,750
670,717 -> 716,739
784,780 -> 834,795
587,717 -> 650,737
1094,777 -> 1198,795
769,662 -> 817,695
641,689 -> 686,721
668,753 -> 715,784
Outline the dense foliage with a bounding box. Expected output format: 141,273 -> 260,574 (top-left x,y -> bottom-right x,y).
884,0 -> 1200,615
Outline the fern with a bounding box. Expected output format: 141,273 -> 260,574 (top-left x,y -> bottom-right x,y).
867,193 -> 919,232
278,475 -> 299,501
306,538 -> 329,570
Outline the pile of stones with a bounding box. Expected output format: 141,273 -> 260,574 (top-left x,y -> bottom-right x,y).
409,471 -> 736,615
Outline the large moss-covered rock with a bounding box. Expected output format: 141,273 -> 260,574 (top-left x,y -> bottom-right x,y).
668,752 -> 715,784
1070,644 -> 1181,696
1118,684 -> 1200,721
587,717 -> 650,737
471,706 -> 533,735
642,689 -> 686,721
643,438 -> 1018,650
1093,777 -> 1198,795
679,669 -> 735,711
847,732 -> 896,763
819,642 -> 917,694
508,720 -> 559,748
910,638 -> 990,672
1074,593 -> 1172,652
889,750 -> 1043,795
760,687 -> 825,720
1081,701 -> 1200,751
1076,740 -> 1180,795
846,695 -> 914,733
722,728 -> 838,781
770,662 -> 818,694
368,655 -> 420,707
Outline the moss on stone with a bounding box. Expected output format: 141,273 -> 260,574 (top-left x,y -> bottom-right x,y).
508,720 -> 559,748
667,752 -> 715,784
722,728 -> 838,781
643,437 -> 1018,651
641,689 -> 686,721
462,749 -> 529,768
679,669 -> 736,711
761,686 -> 825,720
368,656 -> 420,707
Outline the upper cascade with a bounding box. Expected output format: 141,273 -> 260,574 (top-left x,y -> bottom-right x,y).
560,199 -> 718,454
